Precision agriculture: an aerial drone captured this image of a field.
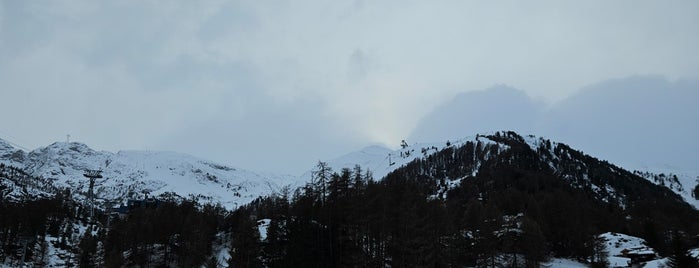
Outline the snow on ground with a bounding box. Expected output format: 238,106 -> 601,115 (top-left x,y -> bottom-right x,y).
545,258 -> 587,268
211,232 -> 231,268
642,258 -> 669,268
2,140 -> 303,210
600,232 -> 660,267
258,219 -> 271,241
640,168 -> 699,210
44,234 -> 75,267
620,159 -> 699,210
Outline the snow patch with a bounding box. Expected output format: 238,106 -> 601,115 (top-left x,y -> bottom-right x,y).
544,258 -> 587,268
258,219 -> 271,241
600,232 -> 659,267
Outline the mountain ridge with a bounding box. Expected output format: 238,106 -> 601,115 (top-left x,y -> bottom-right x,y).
1,130 -> 696,211
0,139 -> 299,209
2,132 -> 698,267
318,132 -> 699,210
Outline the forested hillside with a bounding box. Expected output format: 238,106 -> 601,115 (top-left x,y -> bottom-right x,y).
230,132 -> 699,267
1,132 -> 698,267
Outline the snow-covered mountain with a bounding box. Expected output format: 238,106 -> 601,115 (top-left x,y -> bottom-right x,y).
2,130 -> 696,211
0,139 -> 298,209
634,169 -> 699,210
2,133 -> 698,267
307,135 -> 503,181
316,132 -> 699,210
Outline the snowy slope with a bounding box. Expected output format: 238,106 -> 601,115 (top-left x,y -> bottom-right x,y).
0,164 -> 57,201
520,134 -> 699,210
544,258 -> 587,268
1,139 -> 298,209
634,168 -> 699,210
0,138 -> 27,167
4,131 -> 695,212
307,132 -> 699,212
307,135 -> 503,181
524,134 -> 699,210
600,232 -> 660,267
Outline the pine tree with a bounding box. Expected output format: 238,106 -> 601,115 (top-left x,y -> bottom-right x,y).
78,232 -> 98,267
666,231 -> 699,268
516,217 -> 547,268
229,217 -> 262,268
589,235 -> 609,268
312,161 -> 332,205
263,218 -> 287,267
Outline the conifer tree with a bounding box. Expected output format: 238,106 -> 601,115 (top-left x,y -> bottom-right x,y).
589,235 -> 609,268
666,231 -> 699,268
229,217 -> 262,268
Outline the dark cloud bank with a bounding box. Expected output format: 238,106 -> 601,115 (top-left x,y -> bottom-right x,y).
410,76 -> 699,171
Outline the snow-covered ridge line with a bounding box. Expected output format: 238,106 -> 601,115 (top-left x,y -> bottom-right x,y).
314,134 -> 503,181
521,134 -> 698,210
0,139 -> 299,210
3,131 -> 696,211
316,131 -> 699,211
634,169 -> 699,210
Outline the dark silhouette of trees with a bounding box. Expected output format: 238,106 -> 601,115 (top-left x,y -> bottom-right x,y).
666,231 -> 699,268
2,131 -> 699,267
589,235 -> 609,268
229,213 -> 262,268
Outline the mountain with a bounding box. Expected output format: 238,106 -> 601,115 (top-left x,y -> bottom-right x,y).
634,169 -> 699,210
0,139 -> 297,209
0,163 -> 57,201
321,132 -> 699,211
249,131 -> 699,267
4,129 -> 695,213
3,131 -> 699,267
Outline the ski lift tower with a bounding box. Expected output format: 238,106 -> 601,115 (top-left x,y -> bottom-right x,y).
83,169 -> 103,220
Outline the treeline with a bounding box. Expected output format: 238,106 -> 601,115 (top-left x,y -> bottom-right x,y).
2,131 -> 699,267
1,161 -> 229,267
0,192 -> 227,267
0,192 -> 71,265
228,132 -> 699,267
231,162 -> 600,267
99,199 -> 227,267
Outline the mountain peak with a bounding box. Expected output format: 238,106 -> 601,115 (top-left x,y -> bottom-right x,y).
44,141 -> 94,153
0,138 -> 16,152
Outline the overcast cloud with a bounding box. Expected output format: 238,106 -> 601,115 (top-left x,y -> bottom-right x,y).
411,76 -> 699,172
1,1 -> 698,174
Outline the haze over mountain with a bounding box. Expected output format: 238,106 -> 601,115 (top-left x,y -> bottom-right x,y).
2,1 -> 699,266
409,85 -> 544,143
410,76 -> 699,172
540,76 -> 699,171
2,1 -> 699,175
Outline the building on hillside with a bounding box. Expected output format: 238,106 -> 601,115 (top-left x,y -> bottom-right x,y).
620,247 -> 658,267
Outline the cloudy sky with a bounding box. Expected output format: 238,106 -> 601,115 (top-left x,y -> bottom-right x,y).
1,1 -> 697,174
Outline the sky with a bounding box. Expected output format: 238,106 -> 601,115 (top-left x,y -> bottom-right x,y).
0,1 -> 698,174
410,76 -> 699,172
